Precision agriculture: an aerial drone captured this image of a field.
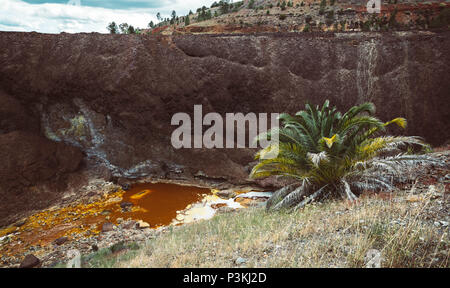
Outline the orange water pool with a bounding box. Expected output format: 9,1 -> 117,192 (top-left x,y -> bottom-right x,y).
114,183 -> 211,227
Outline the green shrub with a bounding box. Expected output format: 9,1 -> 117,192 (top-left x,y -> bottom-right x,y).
388,8 -> 399,29
251,101 -> 436,211
362,20 -> 372,31
319,0 -> 327,15
107,22 -> 118,34
303,24 -> 310,32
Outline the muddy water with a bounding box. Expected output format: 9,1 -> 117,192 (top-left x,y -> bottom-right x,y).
113,183 -> 211,228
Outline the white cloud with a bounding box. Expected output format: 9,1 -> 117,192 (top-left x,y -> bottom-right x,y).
0,0 -> 216,33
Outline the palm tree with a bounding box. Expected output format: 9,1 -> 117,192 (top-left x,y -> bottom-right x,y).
250,100 -> 438,211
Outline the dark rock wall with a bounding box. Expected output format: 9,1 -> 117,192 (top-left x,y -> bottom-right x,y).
0,31 -> 449,194
0,89 -> 83,225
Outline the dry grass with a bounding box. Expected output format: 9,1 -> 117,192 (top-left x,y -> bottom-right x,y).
116,188 -> 448,268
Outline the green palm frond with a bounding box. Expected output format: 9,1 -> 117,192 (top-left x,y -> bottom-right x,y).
272,182 -> 311,211
341,102 -> 375,123
357,136 -> 427,160
265,184 -> 298,210
384,117 -> 407,129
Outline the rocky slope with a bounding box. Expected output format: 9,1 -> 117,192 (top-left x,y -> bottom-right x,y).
150,0 -> 450,34
0,30 -> 449,226
1,150 -> 447,268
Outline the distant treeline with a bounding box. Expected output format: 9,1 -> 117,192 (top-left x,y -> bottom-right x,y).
106,1 -> 245,34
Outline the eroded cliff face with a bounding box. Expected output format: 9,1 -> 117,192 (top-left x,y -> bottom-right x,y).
0,31 -> 449,224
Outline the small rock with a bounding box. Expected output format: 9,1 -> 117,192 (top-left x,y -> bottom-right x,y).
235,198 -> 255,207
195,171 -> 207,177
87,191 -> 97,197
53,236 -> 68,246
235,257 -> 247,265
122,220 -> 137,230
365,249 -> 382,268
14,219 -> 27,227
120,202 -> 133,212
439,221 -> 448,227
120,202 -> 133,209
19,254 -> 40,268
216,189 -> 237,199
116,218 -> 123,224
136,220 -> 150,229
211,203 -> 227,209
102,222 -> 114,233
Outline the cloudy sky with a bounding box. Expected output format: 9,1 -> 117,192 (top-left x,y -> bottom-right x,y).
0,0 -> 216,33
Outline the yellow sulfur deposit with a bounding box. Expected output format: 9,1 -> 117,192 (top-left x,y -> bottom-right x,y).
0,226 -> 18,238
130,189 -> 152,200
